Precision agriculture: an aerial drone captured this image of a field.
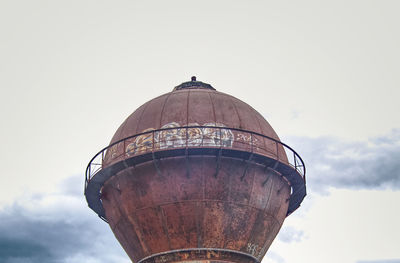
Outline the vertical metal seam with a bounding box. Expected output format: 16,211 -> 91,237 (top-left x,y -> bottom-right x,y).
241,153 -> 254,181
159,92 -> 173,128
263,171 -> 275,212
135,99 -> 151,134
152,152 -> 162,177
227,156 -> 233,201
110,178 -> 151,257
214,148 -> 222,178
244,208 -> 262,258
223,162 -> 235,248
253,112 -> 268,156
196,200 -> 203,248
244,164 -> 261,252
114,118 -> 129,144
126,212 -> 151,256
226,94 -> 242,130
186,89 -> 190,126
235,96 -> 261,132
247,163 -> 256,206
250,107 -> 267,134
159,205 -> 172,250
222,203 -> 234,249
207,91 -> 217,124
198,156 -> 206,248
256,214 -> 281,260
244,166 -> 275,257
108,187 -> 135,255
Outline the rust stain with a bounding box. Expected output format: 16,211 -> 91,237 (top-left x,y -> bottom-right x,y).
86,79 -> 306,263
102,156 -> 289,262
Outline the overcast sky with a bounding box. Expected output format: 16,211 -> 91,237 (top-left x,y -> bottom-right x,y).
0,1 -> 399,263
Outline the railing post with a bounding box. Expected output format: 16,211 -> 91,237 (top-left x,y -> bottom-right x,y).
221,127 -> 223,146
152,130 -> 155,152
186,127 -> 188,148
101,151 -> 104,168
201,126 -> 204,146
250,132 -> 253,153
123,139 -> 126,158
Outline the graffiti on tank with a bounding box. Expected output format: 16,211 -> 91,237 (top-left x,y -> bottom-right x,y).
107,144 -> 118,160
186,123 -> 203,146
202,123 -> 234,147
154,255 -> 168,263
126,128 -> 155,156
236,133 -> 259,146
123,122 -> 234,156
246,242 -> 259,256
156,122 -> 186,149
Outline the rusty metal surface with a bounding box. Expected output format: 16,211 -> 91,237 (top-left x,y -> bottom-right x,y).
109,88 -> 282,146
84,125 -> 306,221
138,248 -> 259,263
103,125 -> 290,167
85,80 -> 306,263
101,156 -> 289,262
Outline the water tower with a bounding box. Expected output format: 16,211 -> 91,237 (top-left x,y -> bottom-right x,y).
85,77 -> 306,263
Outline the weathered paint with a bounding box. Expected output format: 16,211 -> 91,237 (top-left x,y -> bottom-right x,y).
139,248 -> 259,263
103,124 -> 284,167
107,88 -> 287,161
102,156 -> 289,263
87,79 -> 306,263
124,122 -> 234,157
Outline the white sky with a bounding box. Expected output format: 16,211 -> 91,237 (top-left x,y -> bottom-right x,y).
0,1 -> 399,263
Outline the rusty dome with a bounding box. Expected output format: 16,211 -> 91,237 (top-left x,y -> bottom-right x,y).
111,80 -> 279,141
108,78 -> 286,160
85,78 -> 306,263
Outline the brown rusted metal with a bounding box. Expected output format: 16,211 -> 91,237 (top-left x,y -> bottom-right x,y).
101,155 -> 290,262
85,79 -> 306,263
108,82 -> 285,154
139,249 -> 259,263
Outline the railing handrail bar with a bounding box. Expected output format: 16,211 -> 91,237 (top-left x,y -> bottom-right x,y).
85,125 -> 306,183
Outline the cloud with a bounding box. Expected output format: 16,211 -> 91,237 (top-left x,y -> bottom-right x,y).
3,129 -> 399,263
285,129 -> 400,193
264,251 -> 285,263
277,226 -> 304,243
0,175 -> 129,263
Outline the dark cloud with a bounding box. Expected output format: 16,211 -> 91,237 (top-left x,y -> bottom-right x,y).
0,239 -> 50,261
277,226 -> 304,243
0,175 -> 129,263
285,129 -> 400,193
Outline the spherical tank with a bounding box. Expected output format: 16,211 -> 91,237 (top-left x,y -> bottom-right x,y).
85,78 -> 306,263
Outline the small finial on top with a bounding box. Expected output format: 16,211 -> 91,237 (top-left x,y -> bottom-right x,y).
173,77 -> 215,91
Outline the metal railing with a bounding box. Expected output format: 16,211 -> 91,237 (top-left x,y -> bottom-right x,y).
85,126 -> 306,189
